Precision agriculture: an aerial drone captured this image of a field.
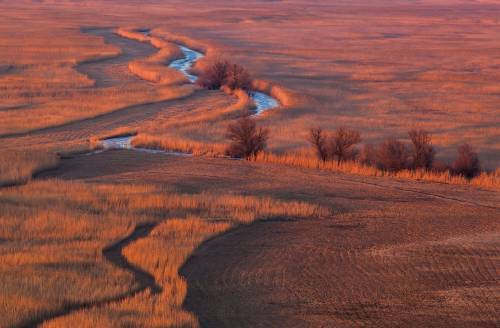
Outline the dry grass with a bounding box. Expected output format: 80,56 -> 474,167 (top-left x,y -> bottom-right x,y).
144,1 -> 500,168
2,1 -> 499,166
0,179 -> 327,327
0,2 -> 498,327
0,149 -> 59,186
254,151 -> 500,190
131,131 -> 499,189
128,88 -> 254,154
132,134 -> 225,156
252,79 -> 304,110
0,17 -> 194,135
116,27 -> 188,85
0,80 -> 193,135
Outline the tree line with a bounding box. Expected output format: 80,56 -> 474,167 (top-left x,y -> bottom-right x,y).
307,127 -> 481,178
223,118 -> 482,179
198,60 -> 483,179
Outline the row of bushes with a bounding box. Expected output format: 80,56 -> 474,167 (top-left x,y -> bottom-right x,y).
308,127 -> 481,179
224,117 -> 484,180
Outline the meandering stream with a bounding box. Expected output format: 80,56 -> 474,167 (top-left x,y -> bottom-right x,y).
101,32 -> 280,151
169,45 -> 204,83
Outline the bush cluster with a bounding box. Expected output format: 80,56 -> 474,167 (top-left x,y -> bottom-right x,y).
198,59 -> 252,91
308,127 -> 361,164
309,127 -> 482,179
223,120 -> 483,180
225,117 -> 269,159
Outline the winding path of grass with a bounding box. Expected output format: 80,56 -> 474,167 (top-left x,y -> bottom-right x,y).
19,224 -> 161,328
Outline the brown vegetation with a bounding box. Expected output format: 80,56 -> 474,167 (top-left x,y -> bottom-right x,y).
225,117 -> 269,159
308,127 -> 328,162
308,127 -> 490,184
1,1 -> 499,167
254,152 -> 500,190
198,59 -> 252,91
408,129 -> 435,169
453,143 -> 481,179
225,63 -> 252,91
1,2 -> 499,327
197,59 -> 229,90
0,179 -> 327,327
376,139 -> 411,171
116,27 -> 188,85
329,128 -> 362,164
308,127 -> 361,164
0,148 -> 59,186
132,134 -> 225,156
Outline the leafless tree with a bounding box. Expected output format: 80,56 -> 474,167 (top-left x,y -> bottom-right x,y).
376,139 -> 411,171
197,59 -> 230,90
328,128 -> 361,164
198,60 -> 253,91
452,143 -> 481,178
359,144 -> 378,166
226,63 -> 252,91
408,129 -> 435,169
225,117 -> 269,159
308,127 -> 328,162
432,160 -> 451,173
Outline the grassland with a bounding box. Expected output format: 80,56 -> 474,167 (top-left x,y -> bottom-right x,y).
0,178 -> 326,327
1,1 -> 499,166
0,12 -> 192,136
0,1 -> 499,327
0,149 -> 59,187
135,0 -> 500,168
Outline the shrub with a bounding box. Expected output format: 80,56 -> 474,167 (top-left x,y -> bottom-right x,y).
226,63 -> 252,91
408,129 -> 435,169
197,59 -> 230,90
359,144 -> 378,166
225,117 -> 269,159
328,128 -> 361,164
432,160 -> 451,173
376,139 -> 411,171
198,60 -> 252,91
452,143 -> 481,178
308,127 -> 328,162
308,127 -> 361,163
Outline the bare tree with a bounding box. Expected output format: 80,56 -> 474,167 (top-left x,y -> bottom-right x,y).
197,59 -> 230,90
376,139 -> 411,171
225,117 -> 269,159
452,143 -> 481,178
328,128 -> 361,164
408,129 -> 435,169
359,144 -> 378,166
226,63 -> 252,91
198,60 -> 253,91
308,127 -> 328,162
432,160 -> 451,173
